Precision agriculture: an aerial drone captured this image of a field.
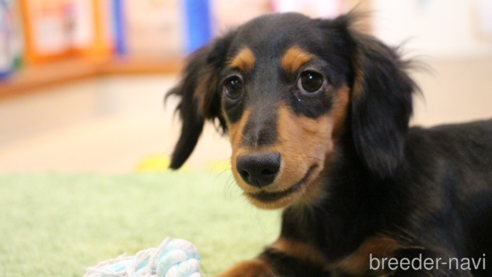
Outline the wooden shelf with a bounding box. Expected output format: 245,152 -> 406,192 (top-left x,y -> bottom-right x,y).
0,56 -> 184,100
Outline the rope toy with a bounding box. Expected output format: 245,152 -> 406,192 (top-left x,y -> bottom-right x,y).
83,237 -> 201,277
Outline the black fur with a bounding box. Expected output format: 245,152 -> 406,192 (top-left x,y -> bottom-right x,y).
166,13 -> 492,277
241,106 -> 279,146
165,33 -> 234,169
348,32 -> 416,178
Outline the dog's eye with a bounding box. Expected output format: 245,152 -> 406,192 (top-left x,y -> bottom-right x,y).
223,76 -> 244,99
298,71 -> 324,93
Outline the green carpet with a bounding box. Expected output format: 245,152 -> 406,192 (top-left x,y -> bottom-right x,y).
0,172 -> 280,277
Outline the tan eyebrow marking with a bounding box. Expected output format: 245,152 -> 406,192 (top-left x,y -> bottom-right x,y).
228,47 -> 255,72
281,46 -> 313,74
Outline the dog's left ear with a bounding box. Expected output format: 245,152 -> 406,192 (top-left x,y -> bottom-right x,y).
326,15 -> 417,178
349,28 -> 416,178
166,33 -> 234,169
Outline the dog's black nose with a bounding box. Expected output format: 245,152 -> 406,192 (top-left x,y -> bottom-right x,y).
236,153 -> 281,188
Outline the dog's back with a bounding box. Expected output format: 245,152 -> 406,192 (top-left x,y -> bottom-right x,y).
406,120 -> 492,275
409,119 -> 492,178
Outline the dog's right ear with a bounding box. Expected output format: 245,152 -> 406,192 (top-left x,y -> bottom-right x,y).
166,32 -> 235,169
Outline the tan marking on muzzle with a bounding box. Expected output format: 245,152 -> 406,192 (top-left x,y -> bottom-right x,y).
228,104 -> 333,209
229,86 -> 350,209
229,108 -> 252,171
281,46 -> 314,74
228,47 -> 255,72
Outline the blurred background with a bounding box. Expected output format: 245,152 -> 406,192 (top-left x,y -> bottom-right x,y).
0,1 -> 491,276
0,0 -> 491,172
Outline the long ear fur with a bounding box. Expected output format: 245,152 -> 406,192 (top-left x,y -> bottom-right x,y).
349,29 -> 417,178
165,33 -> 234,169
321,13 -> 418,178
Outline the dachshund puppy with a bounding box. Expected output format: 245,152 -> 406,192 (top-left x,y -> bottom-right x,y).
166,13 -> 492,277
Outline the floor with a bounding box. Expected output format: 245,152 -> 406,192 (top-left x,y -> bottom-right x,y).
0,58 -> 491,173
0,75 -> 232,172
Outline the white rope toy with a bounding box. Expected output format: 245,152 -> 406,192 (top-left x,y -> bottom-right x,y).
83,237 -> 201,277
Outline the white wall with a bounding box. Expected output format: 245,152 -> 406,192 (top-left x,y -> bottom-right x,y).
371,0 -> 492,58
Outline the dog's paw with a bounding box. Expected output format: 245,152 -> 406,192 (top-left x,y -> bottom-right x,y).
214,259 -> 275,277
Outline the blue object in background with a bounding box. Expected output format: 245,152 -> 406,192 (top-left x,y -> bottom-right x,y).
0,0 -> 13,79
111,0 -> 126,56
183,0 -> 212,54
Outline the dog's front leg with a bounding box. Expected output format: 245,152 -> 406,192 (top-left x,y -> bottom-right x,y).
215,238 -> 327,277
214,258 -> 274,277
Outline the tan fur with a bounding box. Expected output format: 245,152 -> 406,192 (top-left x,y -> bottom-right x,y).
330,86 -> 350,140
228,85 -> 350,209
228,108 -> 251,152
229,48 -> 255,72
352,53 -> 365,100
269,238 -> 326,266
214,259 -> 274,277
333,236 -> 400,276
281,46 -> 313,74
193,67 -> 219,118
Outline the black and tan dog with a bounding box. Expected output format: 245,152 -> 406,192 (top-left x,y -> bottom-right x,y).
166,13 -> 492,277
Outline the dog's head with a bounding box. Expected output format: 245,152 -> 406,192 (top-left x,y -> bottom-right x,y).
167,13 -> 416,209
